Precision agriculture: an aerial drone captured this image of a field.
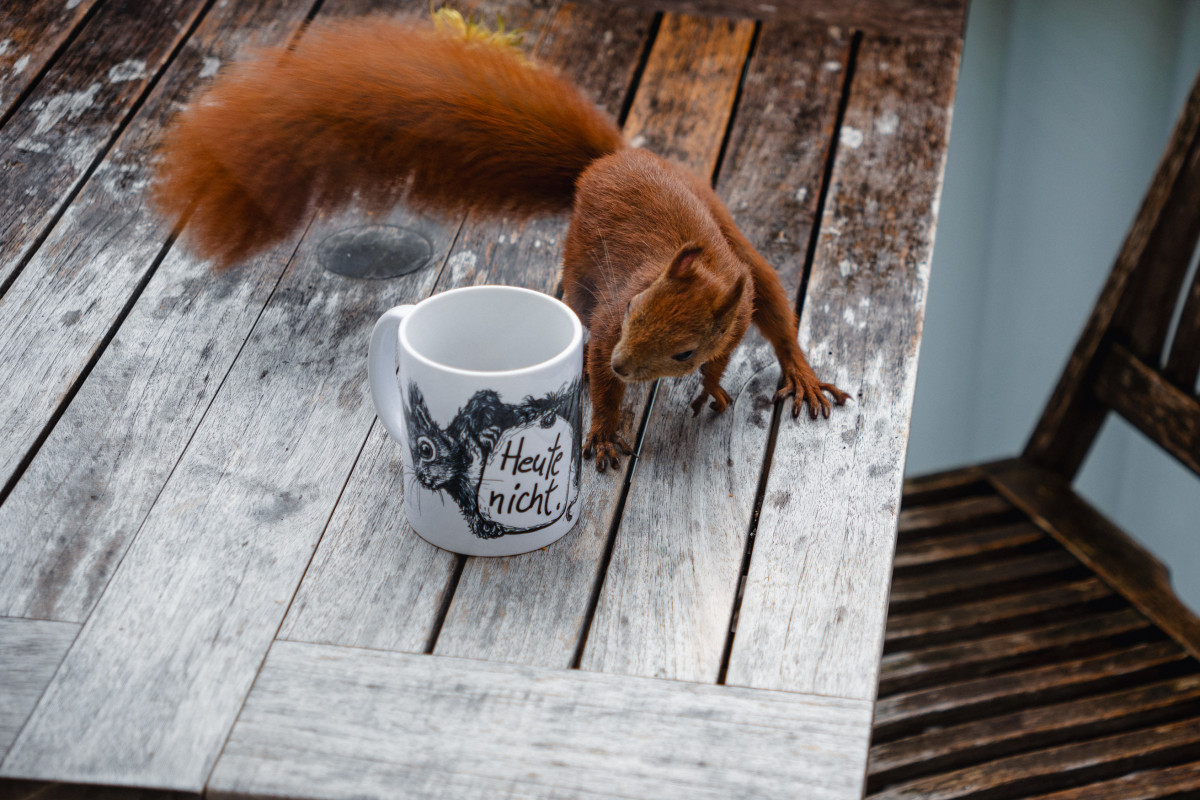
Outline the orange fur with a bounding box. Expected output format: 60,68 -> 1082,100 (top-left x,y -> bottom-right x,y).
152,16 -> 849,470
153,17 -> 622,266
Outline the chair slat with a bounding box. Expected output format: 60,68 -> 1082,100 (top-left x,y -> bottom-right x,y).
869,674 -> 1200,787
873,640 -> 1191,742
884,577 -> 1112,649
888,550 -> 1082,609
1093,342 -> 1200,476
1023,761 -> 1200,800
898,494 -> 1015,536
892,522 -> 1044,570
901,467 -> 989,507
871,715 -> 1200,800
879,608 -> 1153,695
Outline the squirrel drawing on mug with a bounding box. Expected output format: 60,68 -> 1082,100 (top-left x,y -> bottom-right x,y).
152,11 -> 850,472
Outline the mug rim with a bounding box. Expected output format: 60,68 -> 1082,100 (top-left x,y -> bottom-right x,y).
399,285 -> 583,378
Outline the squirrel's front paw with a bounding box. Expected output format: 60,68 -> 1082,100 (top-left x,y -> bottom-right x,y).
583,431 -> 632,474
777,368 -> 850,420
691,384 -> 732,417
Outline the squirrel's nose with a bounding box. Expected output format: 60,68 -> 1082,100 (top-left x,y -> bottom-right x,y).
611,354 -> 631,378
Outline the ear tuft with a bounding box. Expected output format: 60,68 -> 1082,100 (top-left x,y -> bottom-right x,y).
667,243 -> 703,280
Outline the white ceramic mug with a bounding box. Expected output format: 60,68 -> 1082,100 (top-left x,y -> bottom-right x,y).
368,285 -> 584,556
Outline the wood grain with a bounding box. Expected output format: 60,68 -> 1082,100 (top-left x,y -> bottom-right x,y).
901,465 -> 988,506
0,618 -> 77,760
879,607 -> 1152,696
869,673 -> 1200,786
0,0 -> 209,290
0,0 -> 101,120
887,549 -> 1083,609
207,641 -> 874,800
897,494 -> 1015,536
985,459 -> 1200,663
1022,762 -> 1200,800
725,33 -> 961,700
570,0 -> 967,38
884,577 -> 1113,649
0,0 -> 326,624
580,20 -> 849,682
872,640 -> 1192,742
1092,342 -> 1200,476
870,715 -> 1200,800
622,13 -> 754,181
892,522 -> 1044,570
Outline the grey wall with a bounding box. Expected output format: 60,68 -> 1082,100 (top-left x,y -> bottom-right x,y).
906,0 -> 1200,611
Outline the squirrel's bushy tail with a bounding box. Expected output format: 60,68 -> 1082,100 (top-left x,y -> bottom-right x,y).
153,17 -> 624,267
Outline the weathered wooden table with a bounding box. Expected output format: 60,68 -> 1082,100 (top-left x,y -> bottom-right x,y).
0,0 -> 961,797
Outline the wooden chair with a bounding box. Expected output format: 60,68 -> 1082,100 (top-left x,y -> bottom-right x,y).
866,71 -> 1200,799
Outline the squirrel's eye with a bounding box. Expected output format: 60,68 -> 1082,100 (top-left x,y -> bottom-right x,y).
417,436 -> 435,461
671,350 -> 695,362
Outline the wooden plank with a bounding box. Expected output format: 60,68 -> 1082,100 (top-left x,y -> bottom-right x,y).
0,0 -> 326,624
985,459 -> 1200,663
725,34 -> 961,700
0,0 -> 209,290
869,673 -> 1200,787
580,20 -> 848,683
569,0 -> 967,38
879,607 -> 1153,696
871,715 -> 1200,800
884,577 -> 1113,649
0,618 -> 78,759
0,0 -> 102,120
207,641 -> 874,800
898,494 -> 1015,536
1023,762 -> 1200,800
282,1 -> 657,666
901,465 -> 988,506
887,549 -> 1083,609
892,522 -> 1044,570
621,13 -> 754,181
1093,342 -> 1200,476
873,640 -> 1193,742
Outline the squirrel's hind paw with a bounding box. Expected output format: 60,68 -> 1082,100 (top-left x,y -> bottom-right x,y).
583,432 -> 632,474
777,371 -> 850,420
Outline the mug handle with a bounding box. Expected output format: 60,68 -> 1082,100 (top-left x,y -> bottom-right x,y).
368,305 -> 415,445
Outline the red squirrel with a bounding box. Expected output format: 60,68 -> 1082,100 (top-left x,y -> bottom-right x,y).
152,15 -> 849,472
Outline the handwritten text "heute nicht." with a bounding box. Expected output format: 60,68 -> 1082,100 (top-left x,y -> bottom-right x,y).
485,432 -> 566,518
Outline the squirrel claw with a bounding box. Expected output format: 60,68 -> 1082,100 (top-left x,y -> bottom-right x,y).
584,433 -> 632,473
776,375 -> 850,420
690,384 -> 732,417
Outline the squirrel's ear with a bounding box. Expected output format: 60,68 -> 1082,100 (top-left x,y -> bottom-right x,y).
715,273 -> 748,321
667,243 -> 703,280
408,383 -> 434,428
